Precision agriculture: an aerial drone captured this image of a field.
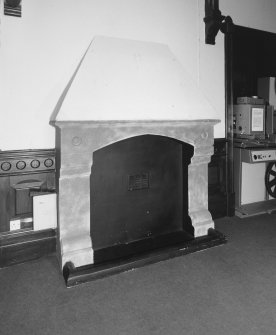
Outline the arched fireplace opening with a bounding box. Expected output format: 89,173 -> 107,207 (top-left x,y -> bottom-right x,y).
90,135 -> 194,264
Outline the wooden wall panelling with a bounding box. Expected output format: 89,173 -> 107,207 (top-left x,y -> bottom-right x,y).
208,138 -> 228,219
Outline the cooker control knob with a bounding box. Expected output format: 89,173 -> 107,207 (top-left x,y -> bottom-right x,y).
44,158 -> 54,168
31,159 -> 40,169
16,160 -> 26,170
1,161 -> 11,171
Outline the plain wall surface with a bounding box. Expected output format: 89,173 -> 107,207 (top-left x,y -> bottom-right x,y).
1,0 -> 276,150
54,36 -> 216,122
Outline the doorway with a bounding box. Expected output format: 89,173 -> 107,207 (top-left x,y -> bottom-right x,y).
225,24 -> 276,215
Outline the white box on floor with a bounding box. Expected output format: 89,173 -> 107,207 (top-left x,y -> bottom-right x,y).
33,193 -> 57,230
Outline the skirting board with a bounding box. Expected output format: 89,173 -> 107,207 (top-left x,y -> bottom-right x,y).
0,228 -> 56,268
63,228 -> 227,287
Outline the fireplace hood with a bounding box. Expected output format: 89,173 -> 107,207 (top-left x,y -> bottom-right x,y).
52,35 -> 216,122
51,36 -> 223,282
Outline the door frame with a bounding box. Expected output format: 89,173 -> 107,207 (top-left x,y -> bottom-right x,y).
224,24 -> 276,216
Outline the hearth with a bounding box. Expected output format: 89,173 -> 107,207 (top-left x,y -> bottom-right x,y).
51,36 -> 226,286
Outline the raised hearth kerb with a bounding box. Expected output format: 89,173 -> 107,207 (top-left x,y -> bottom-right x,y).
53,119 -> 219,268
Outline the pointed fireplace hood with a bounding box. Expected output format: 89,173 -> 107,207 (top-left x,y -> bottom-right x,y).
53,36 -> 215,122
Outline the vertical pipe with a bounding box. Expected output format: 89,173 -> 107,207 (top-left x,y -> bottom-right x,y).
224,22 -> 236,216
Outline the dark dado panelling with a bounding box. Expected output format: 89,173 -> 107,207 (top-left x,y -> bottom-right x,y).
0,149 -> 56,267
208,139 -> 228,219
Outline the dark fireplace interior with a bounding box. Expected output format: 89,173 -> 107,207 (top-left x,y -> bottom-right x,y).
90,135 -> 195,263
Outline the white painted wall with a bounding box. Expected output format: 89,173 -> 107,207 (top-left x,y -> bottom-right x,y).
1,0 -> 276,150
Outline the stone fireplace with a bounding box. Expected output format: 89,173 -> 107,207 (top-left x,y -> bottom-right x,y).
51,36 -> 223,284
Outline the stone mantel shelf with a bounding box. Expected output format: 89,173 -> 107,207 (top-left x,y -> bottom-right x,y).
52,119 -> 220,128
